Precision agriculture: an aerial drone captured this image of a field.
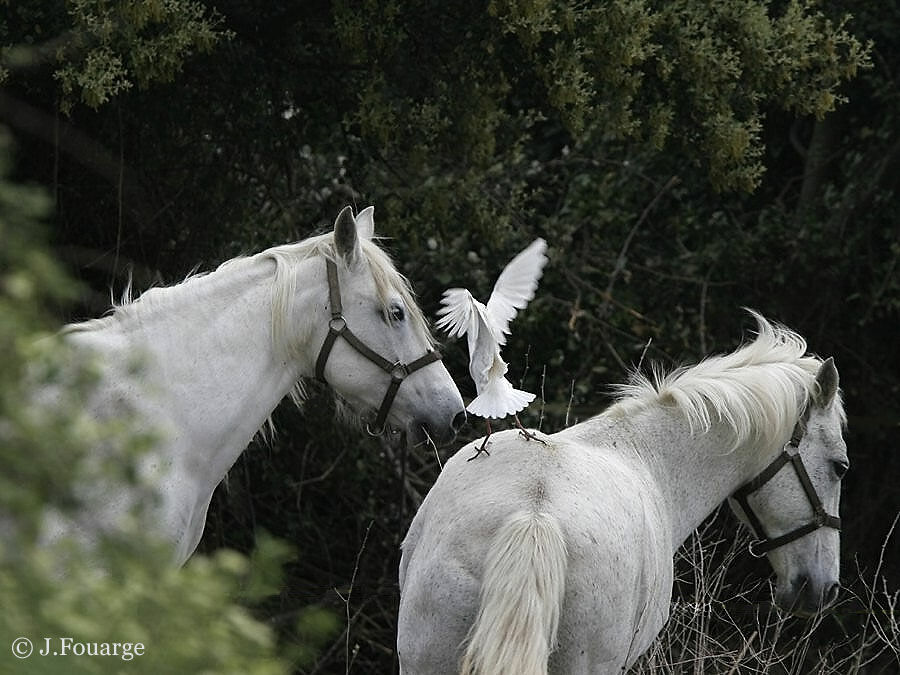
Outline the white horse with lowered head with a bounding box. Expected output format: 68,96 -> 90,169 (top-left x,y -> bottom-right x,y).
49,206 -> 465,565
398,312 -> 848,674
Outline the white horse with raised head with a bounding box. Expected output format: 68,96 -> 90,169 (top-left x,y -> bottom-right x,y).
398,312 -> 847,674
46,206 -> 465,565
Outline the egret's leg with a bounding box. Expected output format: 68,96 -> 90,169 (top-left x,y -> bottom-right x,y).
515,414 -> 546,444
467,420 -> 492,461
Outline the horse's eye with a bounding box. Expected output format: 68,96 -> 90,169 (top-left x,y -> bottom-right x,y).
389,304 -> 406,322
832,460 -> 849,479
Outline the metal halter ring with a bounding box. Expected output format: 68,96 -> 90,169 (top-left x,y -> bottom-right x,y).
365,421 -> 388,437
390,362 -> 409,381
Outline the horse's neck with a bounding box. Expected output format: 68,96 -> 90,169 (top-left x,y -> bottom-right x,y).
111,256 -> 317,486
595,408 -> 766,550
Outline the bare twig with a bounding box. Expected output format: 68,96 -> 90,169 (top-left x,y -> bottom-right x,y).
334,520 -> 374,675
598,175 -> 680,320
699,270 -> 711,355
538,364 -> 547,432
564,379 -> 576,428
636,338 -> 653,374
378,436 -> 424,506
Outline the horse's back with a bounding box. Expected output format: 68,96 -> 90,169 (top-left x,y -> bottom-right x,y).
399,427 -> 674,674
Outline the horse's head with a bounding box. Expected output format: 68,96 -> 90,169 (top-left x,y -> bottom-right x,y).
312,206 -> 465,446
730,357 -> 847,617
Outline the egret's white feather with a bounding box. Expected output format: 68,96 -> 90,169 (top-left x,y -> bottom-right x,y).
435,288 -> 478,339
486,238 -> 548,343
467,377 -> 535,419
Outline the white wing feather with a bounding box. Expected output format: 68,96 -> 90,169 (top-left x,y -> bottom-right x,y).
435,288 -> 478,339
485,238 -> 548,342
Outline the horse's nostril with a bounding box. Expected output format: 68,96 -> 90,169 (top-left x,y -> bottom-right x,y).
825,582 -> 840,606
792,575 -> 810,593
451,410 -> 467,433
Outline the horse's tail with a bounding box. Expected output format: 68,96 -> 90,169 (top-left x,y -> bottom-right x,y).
460,511 -> 568,675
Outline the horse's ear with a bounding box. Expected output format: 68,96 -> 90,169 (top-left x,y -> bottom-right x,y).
355,206 -> 375,240
333,205 -> 361,266
813,357 -> 839,408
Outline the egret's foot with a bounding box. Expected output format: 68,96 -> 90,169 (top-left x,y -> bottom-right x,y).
518,427 -> 547,445
514,414 -> 546,445
467,437 -> 491,461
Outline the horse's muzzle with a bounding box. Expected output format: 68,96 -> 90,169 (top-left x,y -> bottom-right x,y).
777,575 -> 840,617
407,409 -> 466,448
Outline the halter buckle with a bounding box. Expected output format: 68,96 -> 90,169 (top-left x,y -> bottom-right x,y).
390,362 -> 409,381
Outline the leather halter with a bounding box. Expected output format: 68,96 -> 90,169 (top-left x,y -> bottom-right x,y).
314,258 -> 441,436
732,422 -> 841,557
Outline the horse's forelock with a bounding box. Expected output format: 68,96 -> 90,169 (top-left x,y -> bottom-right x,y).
360,238 -> 435,347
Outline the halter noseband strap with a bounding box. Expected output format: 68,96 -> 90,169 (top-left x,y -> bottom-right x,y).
732,424 -> 841,557
314,258 -> 441,436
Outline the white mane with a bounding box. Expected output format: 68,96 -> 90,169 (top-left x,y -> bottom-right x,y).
609,311 -> 843,450
62,233 -> 434,424
65,233 -> 433,361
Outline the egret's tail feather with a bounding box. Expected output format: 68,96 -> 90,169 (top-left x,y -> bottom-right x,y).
466,377 -> 535,419
460,511 -> 567,675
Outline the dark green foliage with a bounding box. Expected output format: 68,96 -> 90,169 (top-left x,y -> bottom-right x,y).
0,130 -> 341,674
1,0 -> 229,111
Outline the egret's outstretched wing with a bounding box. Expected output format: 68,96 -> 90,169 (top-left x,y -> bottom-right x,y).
436,288 -> 478,339
486,238 -> 548,341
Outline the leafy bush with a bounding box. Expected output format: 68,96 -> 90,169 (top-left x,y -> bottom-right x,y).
0,129 -> 337,674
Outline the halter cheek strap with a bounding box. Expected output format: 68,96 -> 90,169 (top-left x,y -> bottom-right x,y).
314,258 -> 441,435
732,430 -> 841,557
